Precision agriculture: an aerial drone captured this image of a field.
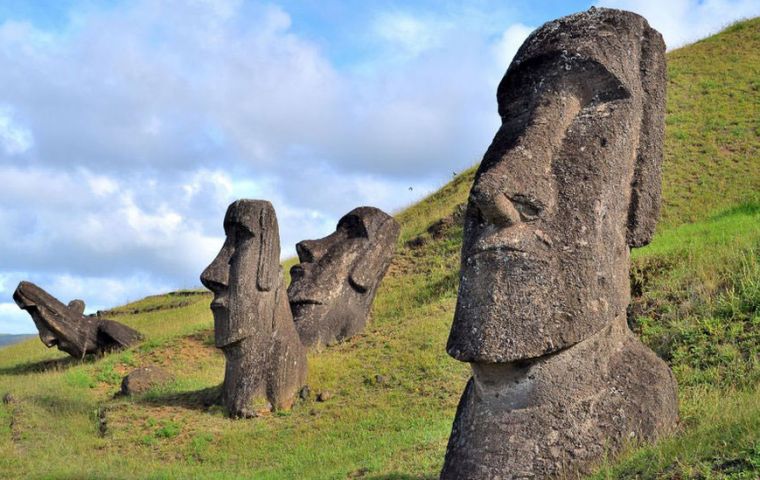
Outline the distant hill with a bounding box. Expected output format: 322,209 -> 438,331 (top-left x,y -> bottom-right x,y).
0,18 -> 758,480
0,334 -> 35,349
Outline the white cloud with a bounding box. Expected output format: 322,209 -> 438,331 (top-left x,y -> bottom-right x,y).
0,106 -> 33,156
372,12 -> 450,60
493,23 -> 534,70
0,302 -> 33,334
86,173 -> 119,197
597,0 -> 760,48
0,0 -> 755,334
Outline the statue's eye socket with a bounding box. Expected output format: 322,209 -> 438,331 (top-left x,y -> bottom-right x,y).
338,216 -> 368,239
238,228 -> 255,239
508,195 -> 542,222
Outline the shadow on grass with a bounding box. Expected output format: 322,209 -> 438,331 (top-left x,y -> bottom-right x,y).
0,355 -> 93,375
138,385 -> 221,412
31,393 -> 94,415
365,475 -> 437,480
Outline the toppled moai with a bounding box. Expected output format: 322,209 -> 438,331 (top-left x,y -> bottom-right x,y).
288,207 -> 400,348
201,200 -> 307,418
441,8 -> 678,479
13,281 -> 142,358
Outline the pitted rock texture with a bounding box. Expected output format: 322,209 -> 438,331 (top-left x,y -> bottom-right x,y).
201,200 -> 307,418
13,281 -> 142,358
447,7 -> 667,363
441,317 -> 678,479
441,8 -> 677,479
288,207 -> 399,348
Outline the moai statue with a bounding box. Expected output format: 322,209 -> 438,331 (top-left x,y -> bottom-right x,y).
201,200 -> 307,418
441,8 -> 678,479
13,281 -> 142,358
288,207 -> 400,348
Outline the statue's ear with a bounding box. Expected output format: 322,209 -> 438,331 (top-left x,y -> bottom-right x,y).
627,24 -> 666,248
348,218 -> 400,292
256,205 -> 280,291
68,300 -> 85,316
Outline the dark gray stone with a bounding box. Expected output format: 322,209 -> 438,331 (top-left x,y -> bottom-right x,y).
299,385 -> 311,401
442,317 -> 678,479
13,281 -> 143,358
201,200 -> 307,418
120,366 -> 173,396
441,8 -> 677,479
448,7 -> 668,363
288,207 -> 400,348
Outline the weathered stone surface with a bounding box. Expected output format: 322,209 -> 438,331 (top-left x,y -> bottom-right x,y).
441,8 -> 677,479
13,281 -> 142,358
120,366 -> 173,396
201,200 -> 307,418
288,207 -> 400,348
442,317 -> 677,479
448,7 -> 667,363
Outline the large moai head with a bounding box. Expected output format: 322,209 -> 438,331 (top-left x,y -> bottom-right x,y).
288,207 -> 400,347
201,199 -> 306,417
13,282 -> 93,357
13,281 -> 142,358
201,200 -> 282,349
447,7 -> 666,363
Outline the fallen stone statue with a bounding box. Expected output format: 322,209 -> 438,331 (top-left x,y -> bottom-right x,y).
201,199 -> 307,418
288,206 -> 400,348
13,281 -> 142,358
440,8 -> 678,479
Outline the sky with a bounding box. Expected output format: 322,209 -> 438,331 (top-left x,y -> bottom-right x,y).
1,0 -> 758,334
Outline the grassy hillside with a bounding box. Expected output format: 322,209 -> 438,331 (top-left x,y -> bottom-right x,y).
1,19 -> 759,479
661,18 -> 759,227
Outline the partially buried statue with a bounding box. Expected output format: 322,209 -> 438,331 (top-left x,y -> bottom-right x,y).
441,8 -> 678,479
288,207 -> 400,348
201,199 -> 306,418
13,281 -> 142,358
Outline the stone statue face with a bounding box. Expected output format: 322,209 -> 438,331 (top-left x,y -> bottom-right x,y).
200,200 -> 281,348
200,200 -> 306,417
447,10 -> 665,363
14,281 -> 142,358
13,281 -> 87,357
288,207 -> 399,346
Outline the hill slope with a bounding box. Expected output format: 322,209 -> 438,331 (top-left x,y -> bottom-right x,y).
0,19 -> 759,479
0,335 -> 34,349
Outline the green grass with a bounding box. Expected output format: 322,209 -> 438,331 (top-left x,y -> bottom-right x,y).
0,18 -> 759,479
589,204 -> 760,480
660,18 -> 760,227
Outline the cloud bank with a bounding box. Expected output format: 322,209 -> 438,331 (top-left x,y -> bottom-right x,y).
1,0 -> 756,333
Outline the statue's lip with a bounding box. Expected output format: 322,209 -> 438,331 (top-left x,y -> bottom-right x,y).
210,298 -> 228,310
289,264 -> 308,277
289,298 -> 323,306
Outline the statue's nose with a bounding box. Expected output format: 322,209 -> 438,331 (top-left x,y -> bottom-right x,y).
296,240 -> 326,263
200,249 -> 230,293
470,180 -> 521,228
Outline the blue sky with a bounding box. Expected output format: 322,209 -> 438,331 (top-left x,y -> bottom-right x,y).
1,0 -> 758,334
